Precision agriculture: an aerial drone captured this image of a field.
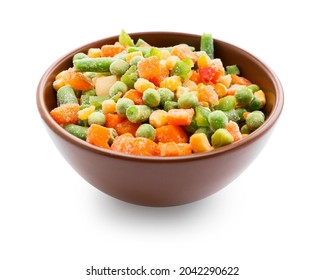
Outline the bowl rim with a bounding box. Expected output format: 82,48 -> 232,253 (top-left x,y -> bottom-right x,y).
36,31 -> 284,163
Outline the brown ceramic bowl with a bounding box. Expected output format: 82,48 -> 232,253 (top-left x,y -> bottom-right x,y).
37,32 -> 284,207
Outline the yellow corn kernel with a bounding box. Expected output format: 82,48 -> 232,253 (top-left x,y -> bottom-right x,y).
125,51 -> 143,63
214,82 -> 228,98
175,86 -> 189,99
160,76 -> 182,92
102,99 -> 116,114
197,53 -> 211,68
254,90 -> 266,108
242,133 -> 249,138
134,78 -> 155,93
149,110 -> 168,128
159,49 -> 171,60
165,55 -> 180,70
198,101 -> 210,108
218,74 -> 232,88
182,80 -> 198,91
78,105 -> 96,120
53,77 -> 67,91
55,70 -> 68,80
87,48 -> 101,58
190,133 -> 213,153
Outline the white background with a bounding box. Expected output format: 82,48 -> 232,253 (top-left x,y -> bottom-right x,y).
1,0 -> 323,279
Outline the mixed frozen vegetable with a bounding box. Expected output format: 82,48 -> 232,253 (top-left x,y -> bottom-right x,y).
50,30 -> 266,156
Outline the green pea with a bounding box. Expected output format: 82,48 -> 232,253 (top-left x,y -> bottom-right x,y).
158,88 -> 174,106
109,59 -> 130,76
88,111 -> 106,126
135,124 -> 155,141
109,81 -> 128,98
224,109 -> 240,122
184,116 -> 198,133
208,110 -> 228,131
143,88 -> 160,107
235,87 -> 253,105
211,128 -> 234,147
116,98 -> 135,117
235,108 -> 247,122
246,110 -> 265,131
240,124 -> 251,134
214,96 -> 237,111
247,84 -> 260,93
178,92 -> 199,109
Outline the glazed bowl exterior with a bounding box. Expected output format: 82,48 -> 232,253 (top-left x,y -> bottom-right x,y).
37,32 -> 284,206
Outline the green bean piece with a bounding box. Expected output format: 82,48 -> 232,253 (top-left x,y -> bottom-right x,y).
184,116 -> 199,133
126,105 -> 152,123
89,96 -> 110,109
116,98 -> 135,117
135,38 -> 150,47
109,81 -> 128,98
224,109 -> 240,122
200,33 -> 214,59
80,91 -> 93,105
158,88 -> 174,106
107,128 -> 118,145
88,111 -> 106,126
114,53 -> 127,61
83,72 -> 99,79
195,106 -> 210,127
214,96 -> 237,111
135,124 -> 156,141
178,92 -> 199,109
73,57 -> 114,72
73,52 -> 88,62
225,65 -> 240,75
57,85 -> 78,106
247,84 -> 260,93
127,47 -> 151,58
120,65 -> 138,89
109,59 -> 130,76
164,101 -> 178,111
235,87 -> 253,105
246,111 -> 265,131
208,110 -> 228,131
63,124 -> 88,140
119,29 -> 134,47
149,47 -> 162,58
143,88 -> 160,107
211,128 -> 234,147
171,60 -> 192,82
